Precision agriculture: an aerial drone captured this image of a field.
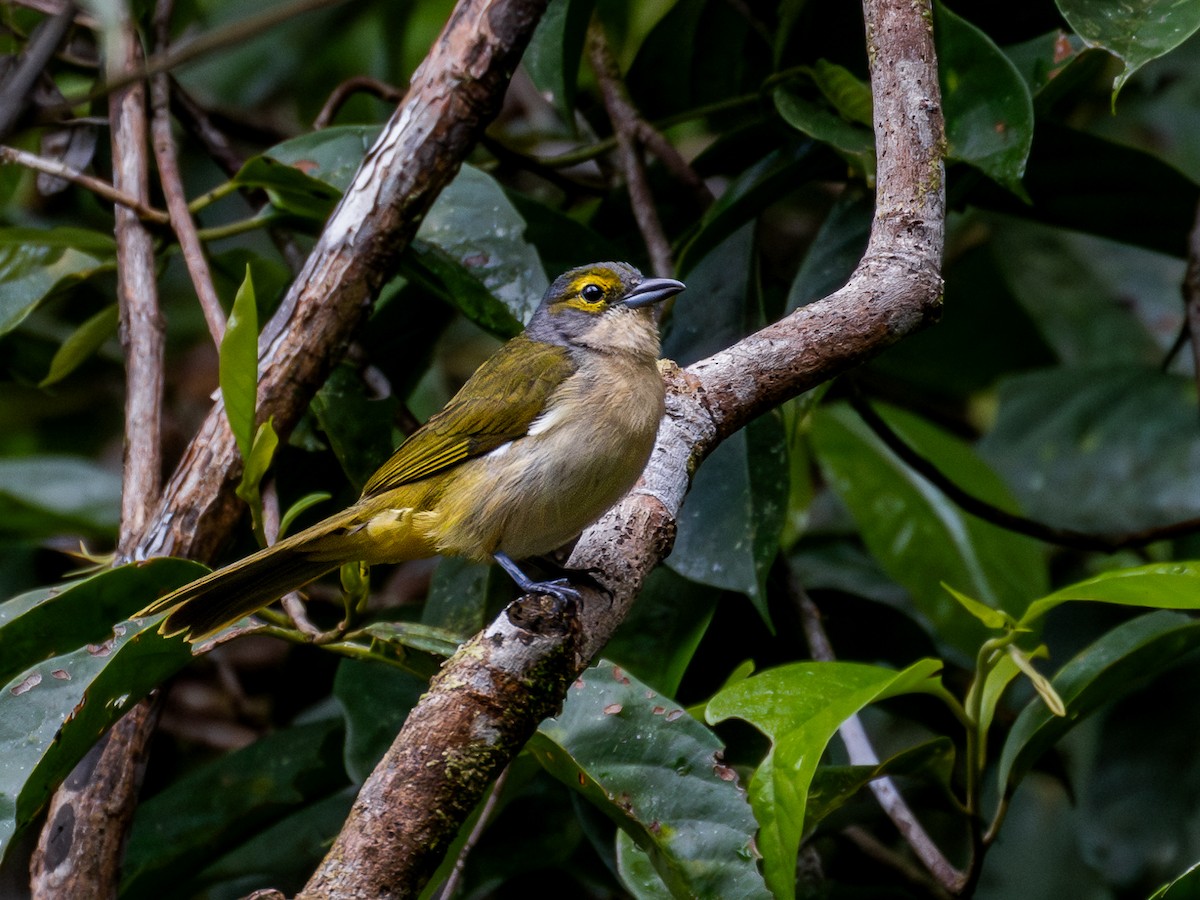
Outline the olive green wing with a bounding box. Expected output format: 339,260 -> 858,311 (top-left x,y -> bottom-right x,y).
361,335 -> 575,498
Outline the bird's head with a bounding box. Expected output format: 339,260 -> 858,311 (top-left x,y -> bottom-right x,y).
525,262 -> 686,353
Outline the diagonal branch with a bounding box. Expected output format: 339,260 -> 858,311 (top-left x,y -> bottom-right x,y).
304,0 -> 945,895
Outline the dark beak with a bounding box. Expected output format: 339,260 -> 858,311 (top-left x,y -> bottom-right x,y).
621,277 -> 686,308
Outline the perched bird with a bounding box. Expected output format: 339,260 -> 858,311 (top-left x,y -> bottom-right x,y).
138,262 -> 685,640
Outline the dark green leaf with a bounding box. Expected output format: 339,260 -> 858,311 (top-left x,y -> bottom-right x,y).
532,662 -> 769,900
39,303 -> 119,387
310,363 -> 400,491
773,84 -> 874,179
333,658 -> 430,784
978,367 -> 1200,533
706,659 -> 948,900
120,719 -> 348,898
0,559 -> 208,686
279,492 -> 332,539
233,156 -> 343,221
400,241 -> 523,339
809,59 -> 873,126
668,411 -> 788,624
810,403 -> 1047,658
1151,861 -> 1200,899
254,125 -> 381,193
0,455 -> 121,537
523,0 -> 596,127
220,266 -> 259,461
1019,561 -> 1200,626
935,1 -> 1034,194
0,227 -> 114,336
997,611 -> 1200,795
785,188 -> 872,313
0,624 -> 194,860
1058,0 -> 1200,97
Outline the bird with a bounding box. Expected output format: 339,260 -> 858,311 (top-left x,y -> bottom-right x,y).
137,262 -> 685,641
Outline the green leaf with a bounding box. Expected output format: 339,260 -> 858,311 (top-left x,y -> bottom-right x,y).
400,241 -> 523,340
120,719 -> 348,898
1151,860 -> 1200,899
1006,644 -> 1066,717
532,663 -> 769,900
667,411 -> 788,624
220,266 -> 259,461
0,623 -> 195,860
0,559 -> 208,686
257,125 -> 381,194
0,455 -> 121,537
934,1 -> 1034,194
675,142 -> 829,277
810,403 -> 1048,658
310,362 -> 401,491
523,0 -> 596,128
774,83 -> 874,179
1019,561 -> 1200,626
1058,0 -> 1200,99
39,303 -> 119,387
605,566 -> 721,696
942,584 -> 1014,630
706,658 -> 947,900
333,658 -> 426,784
235,419 -> 279,546
979,368 -> 1200,534
615,829 -> 675,900
0,227 -> 115,335
804,737 -> 956,839
422,557 -> 496,637
233,155 -> 343,221
809,59 -> 873,126
278,491 -> 332,539
988,221 -> 1163,367
416,165 -> 548,324
785,188 -> 872,314
996,611 -> 1200,796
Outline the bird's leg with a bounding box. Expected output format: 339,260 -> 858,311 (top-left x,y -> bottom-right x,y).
494,551 -> 582,614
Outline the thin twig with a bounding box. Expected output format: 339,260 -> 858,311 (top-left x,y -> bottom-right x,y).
1183,199 -> 1200,394
841,826 -> 954,900
0,144 -> 170,223
150,0 -> 226,346
791,573 -> 967,894
586,21 -> 675,278
0,1 -> 75,139
848,389 -> 1200,553
43,0 -> 353,117
31,16 -> 165,897
435,767 -> 511,899
313,75 -> 404,129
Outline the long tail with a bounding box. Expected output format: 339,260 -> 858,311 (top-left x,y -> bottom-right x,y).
138,528 -> 343,641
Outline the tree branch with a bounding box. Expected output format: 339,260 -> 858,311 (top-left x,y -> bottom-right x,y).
30,17 -> 165,897
303,0 -> 945,894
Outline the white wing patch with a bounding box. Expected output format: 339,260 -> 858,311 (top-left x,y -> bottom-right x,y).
525,404 -> 570,438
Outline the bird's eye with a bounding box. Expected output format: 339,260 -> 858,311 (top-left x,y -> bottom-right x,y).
580,283 -> 604,303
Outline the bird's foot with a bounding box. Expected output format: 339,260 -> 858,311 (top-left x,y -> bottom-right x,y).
494,552 -> 582,616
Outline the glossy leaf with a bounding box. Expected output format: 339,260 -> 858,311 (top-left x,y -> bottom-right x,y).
667,411 -> 788,624
254,124 -> 380,194
39,303 -> 119,387
996,611 -> 1200,795
1151,861 -> 1200,899
333,658 -> 427,783
278,491 -> 332,539
0,227 -> 114,336
810,403 -> 1047,658
234,418 -> 279,546
1058,0 -> 1200,98
774,84 -> 874,179
233,155 -> 343,221
706,658 -> 947,900
523,0 -> 596,127
785,188 -> 872,314
809,59 -> 872,126
531,663 -> 769,900
1019,561 -> 1200,626
310,362 -> 401,491
0,455 -> 121,537
0,559 -> 207,686
400,241 -> 523,339
978,367 -> 1200,533
935,1 -> 1034,194
220,266 -> 259,461
0,623 -> 194,860
988,220 -> 1163,366
120,719 -> 349,898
